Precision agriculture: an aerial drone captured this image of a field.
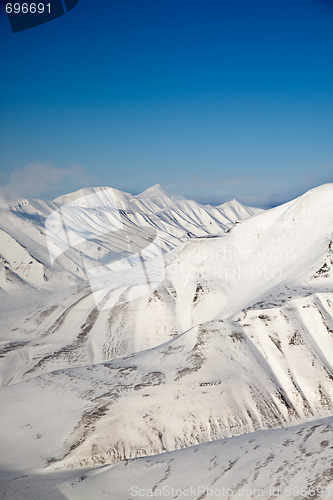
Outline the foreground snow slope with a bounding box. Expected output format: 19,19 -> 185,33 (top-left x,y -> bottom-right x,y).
1,289 -> 333,471
58,415 -> 333,500
1,416 -> 332,500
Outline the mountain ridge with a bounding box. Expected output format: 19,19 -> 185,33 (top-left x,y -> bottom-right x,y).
0,183 -> 332,498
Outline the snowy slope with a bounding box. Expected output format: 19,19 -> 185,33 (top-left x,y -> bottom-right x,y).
0,183 -> 333,499
1,290 -> 333,472
0,185 -> 258,300
0,185 -> 332,385
0,185 -> 264,384
57,415 -> 333,500
1,416 -> 332,500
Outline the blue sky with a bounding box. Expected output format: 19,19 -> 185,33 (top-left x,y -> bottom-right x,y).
0,0 -> 332,207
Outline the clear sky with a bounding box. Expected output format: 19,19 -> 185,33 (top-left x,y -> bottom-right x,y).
0,0 -> 332,207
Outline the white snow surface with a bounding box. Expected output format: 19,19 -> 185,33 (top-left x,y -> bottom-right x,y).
0,183 -> 333,499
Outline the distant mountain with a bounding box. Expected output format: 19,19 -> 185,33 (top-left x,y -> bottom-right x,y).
0,185 -> 260,298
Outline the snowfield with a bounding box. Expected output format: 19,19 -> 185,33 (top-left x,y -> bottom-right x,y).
0,183 -> 332,499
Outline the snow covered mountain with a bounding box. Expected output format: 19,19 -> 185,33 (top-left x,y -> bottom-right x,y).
0,185 -> 261,384
58,415 -> 333,500
0,183 -> 333,499
0,184 -> 259,298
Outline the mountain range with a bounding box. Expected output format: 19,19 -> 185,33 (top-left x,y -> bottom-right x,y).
0,183 -> 332,500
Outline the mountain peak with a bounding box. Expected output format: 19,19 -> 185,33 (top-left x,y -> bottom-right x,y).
53,186 -> 137,209
218,198 -> 242,209
137,184 -> 180,199
136,184 -> 184,210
